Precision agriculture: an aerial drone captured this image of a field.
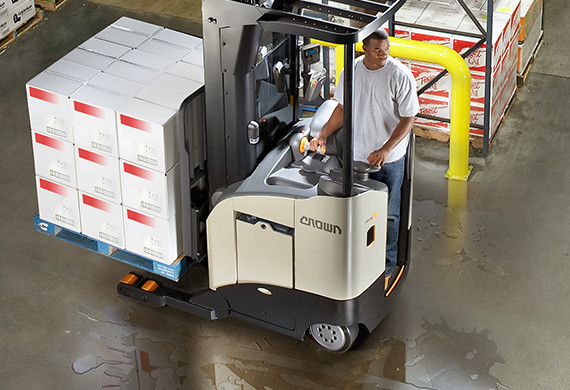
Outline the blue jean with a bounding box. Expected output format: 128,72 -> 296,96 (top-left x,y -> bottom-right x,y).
370,156 -> 405,277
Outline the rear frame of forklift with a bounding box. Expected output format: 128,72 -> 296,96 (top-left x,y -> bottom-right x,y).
118,0 -> 411,352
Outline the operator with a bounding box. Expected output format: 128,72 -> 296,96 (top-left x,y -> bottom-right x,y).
309,28 -> 419,289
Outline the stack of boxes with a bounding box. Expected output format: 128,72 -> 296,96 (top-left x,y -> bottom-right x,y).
386,0 -> 523,140
0,0 -> 36,41
27,17 -> 204,266
517,0 -> 543,76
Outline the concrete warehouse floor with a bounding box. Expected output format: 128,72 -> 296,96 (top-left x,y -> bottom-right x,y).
1,0 -> 569,389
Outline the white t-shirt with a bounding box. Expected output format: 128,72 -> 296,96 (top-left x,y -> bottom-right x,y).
334,56 -> 419,163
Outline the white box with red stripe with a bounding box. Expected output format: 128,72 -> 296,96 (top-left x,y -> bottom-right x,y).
122,206 -> 181,264
31,131 -> 77,188
120,161 -> 180,219
75,147 -> 122,204
117,97 -> 178,173
79,192 -> 125,248
36,176 -> 81,233
26,72 -> 84,143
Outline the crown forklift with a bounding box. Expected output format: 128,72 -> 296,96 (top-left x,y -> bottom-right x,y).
118,0 -> 411,352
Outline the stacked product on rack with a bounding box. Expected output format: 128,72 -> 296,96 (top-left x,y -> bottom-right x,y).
517,0 -> 543,76
0,0 -> 36,40
27,17 -> 204,266
387,0 -> 523,141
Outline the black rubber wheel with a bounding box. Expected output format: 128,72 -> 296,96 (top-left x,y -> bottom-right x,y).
309,323 -> 359,353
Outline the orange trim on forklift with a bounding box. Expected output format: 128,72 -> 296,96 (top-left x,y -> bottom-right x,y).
141,280 -> 159,292
120,273 -> 139,286
385,265 -> 405,297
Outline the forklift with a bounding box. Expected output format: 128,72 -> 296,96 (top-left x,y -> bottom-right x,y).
118,0 -> 411,352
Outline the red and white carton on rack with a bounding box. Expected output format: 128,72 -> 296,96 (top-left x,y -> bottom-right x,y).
120,161 -> 180,219
79,192 -> 125,248
122,206 -> 182,264
31,131 -> 77,188
418,94 -> 451,119
411,28 -> 453,48
394,0 -> 428,24
72,85 -> 129,158
415,2 -> 465,31
411,62 -> 452,98
26,72 -> 84,143
75,147 -> 122,204
36,176 -> 81,233
117,97 -> 178,173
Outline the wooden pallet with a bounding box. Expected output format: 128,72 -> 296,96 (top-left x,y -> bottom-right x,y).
33,214 -> 194,281
0,8 -> 43,52
517,34 -> 543,86
35,0 -> 68,12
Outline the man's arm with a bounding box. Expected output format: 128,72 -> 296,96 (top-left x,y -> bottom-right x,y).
309,104 -> 344,152
367,116 -> 415,167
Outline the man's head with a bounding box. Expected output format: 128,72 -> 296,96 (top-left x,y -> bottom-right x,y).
362,29 -> 390,70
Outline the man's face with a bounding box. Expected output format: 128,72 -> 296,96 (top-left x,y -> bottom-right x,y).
363,38 -> 390,70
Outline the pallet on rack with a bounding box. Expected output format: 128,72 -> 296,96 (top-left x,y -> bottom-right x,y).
517,34 -> 544,86
35,0 -> 68,11
33,214 -> 193,281
414,127 -> 485,149
0,8 -> 43,52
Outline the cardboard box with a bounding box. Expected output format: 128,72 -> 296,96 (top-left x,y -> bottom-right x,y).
8,0 -> 34,32
120,48 -> 175,71
123,206 -> 181,264
46,59 -> 101,83
36,176 -> 81,233
120,161 -> 180,219
135,73 -> 202,110
152,28 -> 202,51
79,192 -> 125,248
0,12 -> 10,41
26,71 -> 84,142
87,72 -> 144,96
410,62 -> 451,98
62,48 -> 116,70
181,45 -> 204,67
517,8 -> 542,73
103,60 -> 160,85
78,37 -> 131,59
394,0 -> 428,24
137,39 -> 192,61
32,131 -> 77,187
165,61 -> 204,84
116,97 -> 178,173
94,25 -> 150,48
411,28 -> 453,48
72,85 -> 129,157
418,94 -> 450,119
415,3 -> 465,31
519,0 -> 542,42
75,147 -> 122,203
111,16 -> 163,37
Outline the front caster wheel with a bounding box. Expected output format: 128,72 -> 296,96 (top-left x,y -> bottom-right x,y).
309,323 -> 359,353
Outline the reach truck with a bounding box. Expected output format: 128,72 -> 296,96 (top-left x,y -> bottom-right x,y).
118,0 -> 412,352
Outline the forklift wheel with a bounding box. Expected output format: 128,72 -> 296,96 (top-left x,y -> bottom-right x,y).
309,323 -> 359,353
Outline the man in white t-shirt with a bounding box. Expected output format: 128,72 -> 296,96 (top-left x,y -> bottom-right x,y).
310,28 -> 419,289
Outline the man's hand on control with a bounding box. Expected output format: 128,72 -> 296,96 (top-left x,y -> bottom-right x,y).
309,136 -> 327,152
368,148 -> 390,167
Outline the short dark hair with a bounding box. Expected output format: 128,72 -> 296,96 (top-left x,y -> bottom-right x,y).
363,29 -> 389,46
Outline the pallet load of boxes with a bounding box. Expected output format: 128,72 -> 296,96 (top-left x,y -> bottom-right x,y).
0,0 -> 37,41
27,17 -> 204,280
387,0 -> 543,144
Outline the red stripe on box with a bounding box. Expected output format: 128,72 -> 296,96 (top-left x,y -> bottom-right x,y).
74,101 -> 105,119
82,194 -> 111,212
120,114 -> 151,132
127,209 -> 155,227
78,148 -> 107,166
123,162 -> 152,180
35,132 -> 65,151
39,178 -> 68,196
29,87 -> 60,105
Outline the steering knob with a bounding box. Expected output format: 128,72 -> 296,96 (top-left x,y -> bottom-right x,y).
353,161 -> 381,174
299,136 -> 325,154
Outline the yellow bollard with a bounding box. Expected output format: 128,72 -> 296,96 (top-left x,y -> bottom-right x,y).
313,38 -> 473,181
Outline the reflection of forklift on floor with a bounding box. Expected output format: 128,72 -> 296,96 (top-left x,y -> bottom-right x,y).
119,0 -> 410,352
